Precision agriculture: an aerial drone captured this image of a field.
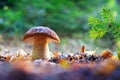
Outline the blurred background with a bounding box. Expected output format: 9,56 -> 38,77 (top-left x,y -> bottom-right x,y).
0,0 -> 120,54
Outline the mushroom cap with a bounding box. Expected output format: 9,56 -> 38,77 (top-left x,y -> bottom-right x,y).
23,26 -> 60,44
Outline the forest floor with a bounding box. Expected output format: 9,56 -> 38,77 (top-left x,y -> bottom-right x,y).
0,36 -> 119,80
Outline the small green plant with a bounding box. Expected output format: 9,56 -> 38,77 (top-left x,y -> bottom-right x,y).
88,8 -> 120,59
88,8 -> 120,40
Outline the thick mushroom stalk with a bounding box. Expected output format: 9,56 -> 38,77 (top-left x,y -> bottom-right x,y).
32,36 -> 52,60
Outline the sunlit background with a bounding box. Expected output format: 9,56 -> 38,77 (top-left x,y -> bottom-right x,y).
0,0 -> 120,54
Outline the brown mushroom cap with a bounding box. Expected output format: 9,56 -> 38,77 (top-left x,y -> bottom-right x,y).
23,26 -> 60,44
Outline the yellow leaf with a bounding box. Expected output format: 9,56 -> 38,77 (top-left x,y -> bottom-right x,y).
59,59 -> 70,69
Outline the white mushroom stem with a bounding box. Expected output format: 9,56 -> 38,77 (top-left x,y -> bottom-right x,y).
32,36 -> 52,60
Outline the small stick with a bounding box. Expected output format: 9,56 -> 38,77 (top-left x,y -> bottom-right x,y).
80,45 -> 86,53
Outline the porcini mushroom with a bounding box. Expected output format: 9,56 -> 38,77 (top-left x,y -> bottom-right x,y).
23,26 -> 60,60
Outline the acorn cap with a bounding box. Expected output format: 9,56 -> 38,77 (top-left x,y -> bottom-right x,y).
23,26 -> 60,44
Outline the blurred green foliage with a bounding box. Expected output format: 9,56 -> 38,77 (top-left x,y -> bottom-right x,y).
0,0 -> 108,37
0,0 -> 120,48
